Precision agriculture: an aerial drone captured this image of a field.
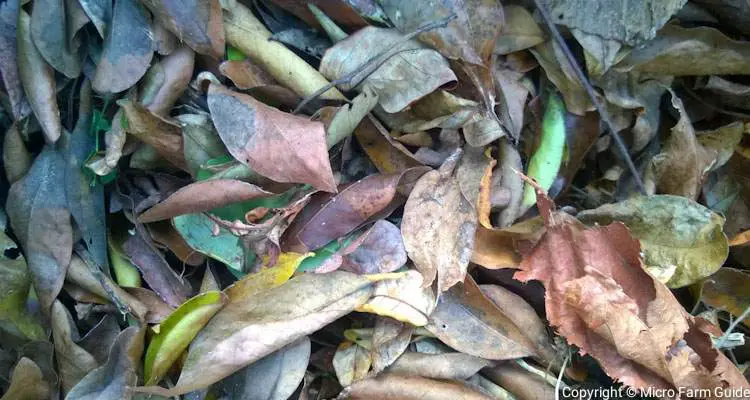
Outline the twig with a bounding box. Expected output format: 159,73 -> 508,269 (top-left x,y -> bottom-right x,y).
554,352 -> 570,400
717,303 -> 750,349
531,0 -> 646,196
74,243 -> 132,317
293,14 -> 457,114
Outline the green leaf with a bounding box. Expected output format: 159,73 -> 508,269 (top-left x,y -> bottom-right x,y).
226,45 -> 246,61
577,195 -> 729,288
144,291 -> 226,385
522,90 -> 566,207
173,213 -> 246,271
0,231 -> 45,341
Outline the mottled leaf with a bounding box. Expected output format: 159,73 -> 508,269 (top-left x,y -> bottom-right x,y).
0,358 -> 49,400
578,195 -> 729,288
333,341 -> 371,387
0,231 -> 45,341
92,0 -> 153,93
120,99 -> 189,171
401,152 -> 477,291
140,0 -> 224,57
208,83 -> 336,192
6,146 -> 72,314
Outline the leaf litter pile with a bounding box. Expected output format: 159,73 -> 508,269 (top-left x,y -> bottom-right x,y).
3,0 -> 750,398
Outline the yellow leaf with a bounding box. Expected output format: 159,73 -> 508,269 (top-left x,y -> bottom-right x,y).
224,252 -> 312,302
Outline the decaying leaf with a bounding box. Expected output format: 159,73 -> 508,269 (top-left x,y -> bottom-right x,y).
140,0 -> 224,58
319,27 -> 457,113
387,352 -> 492,380
494,5 -> 544,55
137,272 -> 373,396
51,300 -> 99,393
0,230 -> 45,341
701,268 -> 750,328
66,327 -> 144,400
652,92 -> 717,200
401,152 -> 477,291
578,195 -> 729,288
334,341 -> 372,387
119,99 -> 189,172
283,169 -> 427,252
0,358 -> 50,400
425,276 -> 537,360
220,336 -> 311,400
370,317 -> 413,373
17,11 -> 61,143
343,374 -> 494,400
356,270 -> 435,326
514,189 -> 748,392
92,0 -> 153,93
0,0 -> 30,120
6,147 -> 72,314
208,83 -> 337,192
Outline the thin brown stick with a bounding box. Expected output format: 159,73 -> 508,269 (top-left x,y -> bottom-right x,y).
293,14 -> 457,114
532,0 -> 646,195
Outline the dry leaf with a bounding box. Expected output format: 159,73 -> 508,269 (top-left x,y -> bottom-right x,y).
343,374 -> 494,400
140,0 -> 224,58
401,151 -> 478,291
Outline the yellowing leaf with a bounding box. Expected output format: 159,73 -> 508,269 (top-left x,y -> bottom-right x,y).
224,252 -> 311,302
144,291 -> 227,385
355,270 -> 435,326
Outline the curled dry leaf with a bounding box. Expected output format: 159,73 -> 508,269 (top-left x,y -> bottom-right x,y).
401,152 -> 477,291
208,83 -> 337,192
17,11 -> 61,143
119,99 -> 189,172
148,221 -> 206,266
356,270 -> 435,326
354,115 -> 425,174
370,317 -> 413,373
220,336 -> 311,400
77,315 -> 121,365
379,0 -> 504,65
652,92 -> 717,200
92,0 -> 153,94
514,189 -> 748,392
283,168 -> 427,252
618,24 -> 750,75
334,341 -> 372,387
51,300 -> 99,394
578,195 -> 729,288
139,179 -> 273,223
6,147 -> 72,314
140,0 -> 224,58
482,362 -> 556,400
343,373 -> 494,400
137,271 -> 373,396
319,27 -> 457,113
425,276 -> 537,360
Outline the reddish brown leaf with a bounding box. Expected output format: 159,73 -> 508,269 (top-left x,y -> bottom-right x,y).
514,189 -> 749,392
208,83 -> 337,192
119,99 -> 189,171
148,221 -> 206,266
282,168 -> 428,252
140,45 -> 195,116
219,59 -> 277,90
138,179 -> 273,223
269,0 -> 367,31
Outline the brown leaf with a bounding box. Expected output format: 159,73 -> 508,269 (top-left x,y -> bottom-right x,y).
208,83 -> 337,192
354,115 -> 424,174
480,284 -> 557,366
371,317 -> 413,373
425,276 -> 537,360
333,341 -> 372,387
92,0 -> 153,94
138,179 -> 273,223
0,358 -> 50,400
140,45 -> 195,116
122,230 -> 191,307
343,374 -> 494,400
379,0 -> 504,65
653,92 -> 718,200
270,0 -> 367,31
6,147 -> 72,314
51,300 -> 99,394
148,221 -> 206,266
319,27 -> 457,113
401,152 -> 477,291
219,59 -> 277,89
17,11 -> 61,143
119,99 -> 189,171
387,352 -> 492,380
482,362 -> 556,400
141,0 -> 224,58
701,268 -> 750,328
136,271 -> 373,396
282,169 -> 427,252
514,189 -> 749,392
341,220 -> 407,274
3,123 -> 32,185
123,287 -> 175,324
0,0 -> 30,120
494,5 -> 545,55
